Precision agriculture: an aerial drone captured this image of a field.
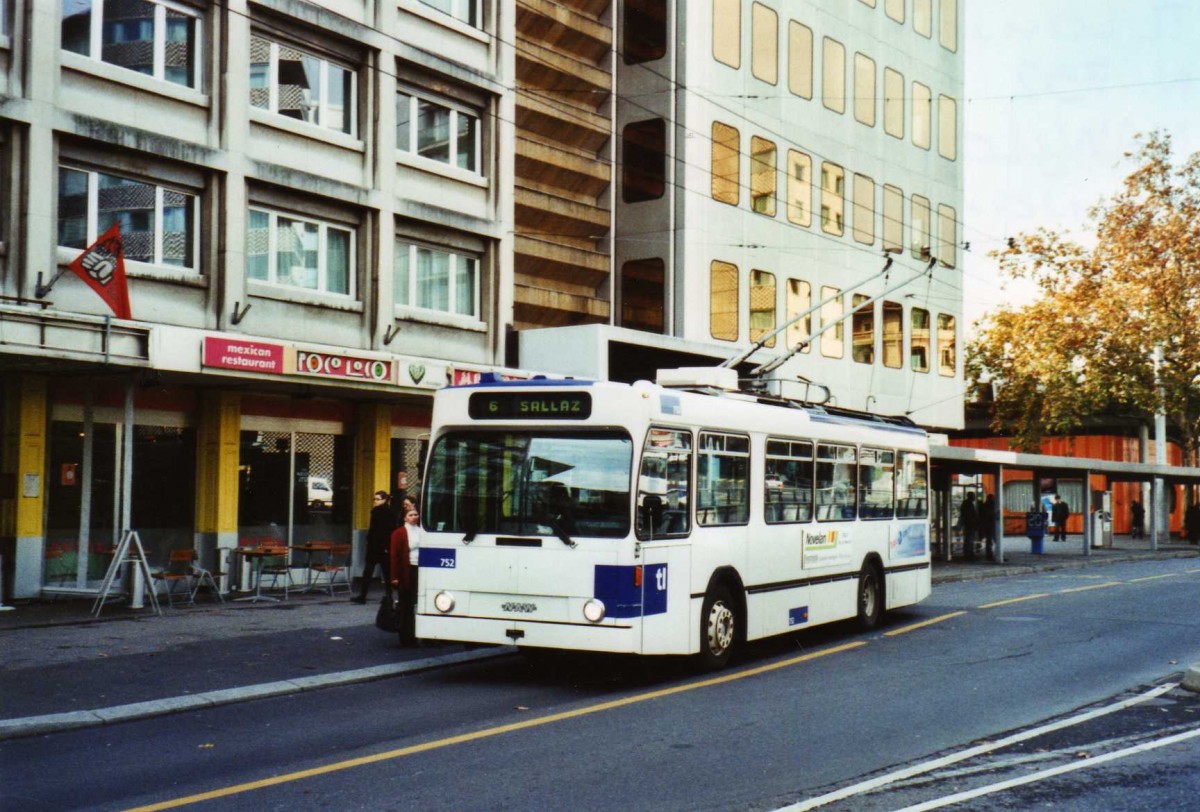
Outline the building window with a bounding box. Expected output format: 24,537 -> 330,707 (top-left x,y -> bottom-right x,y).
854,53 -> 875,127
911,194 -> 931,260
394,241 -> 478,317
751,2 -> 778,85
710,260 -> 739,341
885,0 -> 905,23
914,0 -> 932,37
822,37 -> 845,114
250,36 -> 356,136
750,136 -> 777,216
749,269 -> 776,347
786,149 -> 812,226
397,91 -> 479,173
622,119 -> 666,203
938,95 -> 958,161
852,173 -> 875,245
939,0 -> 958,51
912,81 -> 931,150
713,0 -> 741,69
786,278 -> 812,352
820,161 -> 844,236
882,301 -> 903,368
58,165 -> 198,270
247,208 -> 354,296
911,307 -> 930,372
852,293 -> 873,364
937,313 -> 956,376
788,21 -> 813,99
61,0 -> 202,90
711,121 -> 740,205
820,285 -> 843,358
624,0 -> 667,64
418,0 -> 479,28
884,68 -> 904,139
621,258 -> 665,334
883,183 -> 903,253
938,204 -> 957,268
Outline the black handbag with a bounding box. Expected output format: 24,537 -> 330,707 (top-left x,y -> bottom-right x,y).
375,595 -> 400,632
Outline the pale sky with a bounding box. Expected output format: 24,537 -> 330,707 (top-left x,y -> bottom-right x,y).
962,0 -> 1200,335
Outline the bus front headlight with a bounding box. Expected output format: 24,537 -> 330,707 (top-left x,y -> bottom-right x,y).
434,591 -> 456,613
582,598 -> 606,623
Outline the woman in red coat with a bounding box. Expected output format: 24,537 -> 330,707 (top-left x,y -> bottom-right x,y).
389,524 -> 416,646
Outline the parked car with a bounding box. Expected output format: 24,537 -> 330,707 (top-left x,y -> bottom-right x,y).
307,477 -> 333,509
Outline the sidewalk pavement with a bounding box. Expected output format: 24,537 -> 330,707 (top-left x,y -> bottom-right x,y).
1,534 -> 1197,742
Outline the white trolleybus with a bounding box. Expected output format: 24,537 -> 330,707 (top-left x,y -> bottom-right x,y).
416,367 -> 931,669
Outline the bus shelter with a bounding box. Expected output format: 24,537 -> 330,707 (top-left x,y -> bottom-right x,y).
929,445 -> 1200,563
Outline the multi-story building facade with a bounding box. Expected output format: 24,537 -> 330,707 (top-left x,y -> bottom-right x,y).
0,0 -> 964,602
0,0 -> 516,598
522,0 -> 965,431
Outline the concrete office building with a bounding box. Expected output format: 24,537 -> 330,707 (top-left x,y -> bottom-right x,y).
0,0 -> 517,599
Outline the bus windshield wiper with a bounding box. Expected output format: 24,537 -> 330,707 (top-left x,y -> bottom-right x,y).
544,516 -> 577,549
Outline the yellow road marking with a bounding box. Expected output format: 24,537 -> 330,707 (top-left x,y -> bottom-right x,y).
125,641 -> 866,811
1058,582 -> 1122,594
977,593 -> 1051,609
884,611 -> 966,637
1129,573 -> 1179,583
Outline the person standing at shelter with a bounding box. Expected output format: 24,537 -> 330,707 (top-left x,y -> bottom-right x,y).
1051,494 -> 1070,542
957,491 -> 981,561
1130,499 -> 1145,539
980,494 -> 997,561
351,490 -> 396,604
1186,502 -> 1200,545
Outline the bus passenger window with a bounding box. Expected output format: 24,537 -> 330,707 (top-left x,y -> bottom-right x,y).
765,438 -> 813,523
637,429 -> 692,538
858,448 -> 895,519
698,432 -> 750,526
897,451 -> 929,518
816,444 -> 857,521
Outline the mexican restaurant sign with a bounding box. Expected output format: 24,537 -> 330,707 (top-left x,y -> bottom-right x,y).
203,337 -> 285,374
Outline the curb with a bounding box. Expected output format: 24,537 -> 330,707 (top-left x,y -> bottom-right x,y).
930,550 -> 1200,585
0,646 -> 514,742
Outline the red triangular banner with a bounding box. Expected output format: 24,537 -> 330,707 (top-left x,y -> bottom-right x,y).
68,223 -> 132,320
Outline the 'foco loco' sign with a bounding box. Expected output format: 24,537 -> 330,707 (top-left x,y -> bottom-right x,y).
295,350 -> 394,383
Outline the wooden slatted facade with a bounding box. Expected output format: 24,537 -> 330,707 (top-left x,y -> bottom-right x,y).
514,0 -> 613,328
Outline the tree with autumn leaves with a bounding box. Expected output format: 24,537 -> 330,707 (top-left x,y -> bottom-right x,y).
967,132 -> 1200,466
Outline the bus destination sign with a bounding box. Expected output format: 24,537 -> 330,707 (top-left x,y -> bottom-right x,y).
468,392 -> 592,420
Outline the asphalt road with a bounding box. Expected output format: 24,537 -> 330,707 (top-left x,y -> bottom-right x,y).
2,558 -> 1198,812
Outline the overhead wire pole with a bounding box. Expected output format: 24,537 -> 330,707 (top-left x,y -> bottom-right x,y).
751,256 -> 939,379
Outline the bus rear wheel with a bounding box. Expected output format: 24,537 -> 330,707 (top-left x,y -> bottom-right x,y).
856,563 -> 882,630
698,585 -> 737,671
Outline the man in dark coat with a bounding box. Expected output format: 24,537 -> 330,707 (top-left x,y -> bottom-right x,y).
957,491 -> 980,561
1051,494 -> 1070,541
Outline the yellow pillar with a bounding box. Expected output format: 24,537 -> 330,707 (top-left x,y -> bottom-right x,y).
195,391 -> 241,565
355,402 -> 391,532
1,375 -> 47,598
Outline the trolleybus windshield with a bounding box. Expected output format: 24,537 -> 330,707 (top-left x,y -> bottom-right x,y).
424,430 -> 633,539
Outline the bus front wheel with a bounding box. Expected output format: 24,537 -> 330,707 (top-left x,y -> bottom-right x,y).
856,563 -> 882,630
699,585 -> 737,670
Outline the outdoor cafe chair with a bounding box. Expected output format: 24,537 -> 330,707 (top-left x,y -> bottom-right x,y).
257,545 -> 293,598
308,543 -> 352,595
152,549 -> 199,607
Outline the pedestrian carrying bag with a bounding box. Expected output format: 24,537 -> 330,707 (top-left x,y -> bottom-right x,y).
375,595 -> 400,632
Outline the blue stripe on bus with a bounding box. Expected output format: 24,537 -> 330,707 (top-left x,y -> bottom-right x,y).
807,412 -> 927,436
418,547 -> 457,569
449,375 -> 596,389
594,564 -> 668,619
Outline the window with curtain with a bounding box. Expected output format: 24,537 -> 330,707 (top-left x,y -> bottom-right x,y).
394,240 -> 479,318
249,35 -> 356,136
246,206 -> 354,295
749,269 -> 776,346
710,260 -> 739,341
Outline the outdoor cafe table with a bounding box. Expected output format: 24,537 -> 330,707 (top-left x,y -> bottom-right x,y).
291,542 -> 334,593
230,546 -> 290,603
